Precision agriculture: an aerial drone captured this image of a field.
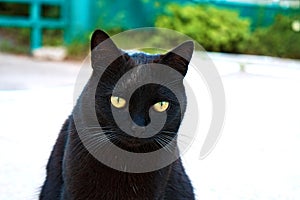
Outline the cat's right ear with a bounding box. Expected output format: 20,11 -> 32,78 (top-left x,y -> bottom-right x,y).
90,30 -> 122,70
159,41 -> 194,77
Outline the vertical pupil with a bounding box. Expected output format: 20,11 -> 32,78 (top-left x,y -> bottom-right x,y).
117,97 -> 120,103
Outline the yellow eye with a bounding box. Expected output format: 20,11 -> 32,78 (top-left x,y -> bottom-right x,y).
153,101 -> 169,112
111,96 -> 126,108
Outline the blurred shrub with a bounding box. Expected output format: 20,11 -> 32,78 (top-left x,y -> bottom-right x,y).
66,33 -> 90,60
155,4 -> 251,53
67,41 -> 89,60
0,28 -> 30,54
244,15 -> 300,59
106,27 -> 125,36
0,28 -> 64,54
42,5 -> 60,19
43,30 -> 64,46
65,27 -> 126,60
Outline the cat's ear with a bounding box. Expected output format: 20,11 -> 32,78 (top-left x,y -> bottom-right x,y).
160,41 -> 194,76
91,29 -> 112,51
90,29 -> 123,70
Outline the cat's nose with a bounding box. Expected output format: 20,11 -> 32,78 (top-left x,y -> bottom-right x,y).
131,124 -> 146,137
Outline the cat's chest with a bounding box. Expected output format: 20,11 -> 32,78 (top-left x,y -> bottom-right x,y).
64,151 -> 168,199
98,166 -> 166,198
101,172 -> 155,199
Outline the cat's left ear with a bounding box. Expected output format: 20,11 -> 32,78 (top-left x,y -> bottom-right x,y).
160,41 -> 194,77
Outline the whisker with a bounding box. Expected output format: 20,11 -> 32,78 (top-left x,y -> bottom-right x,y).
72,127 -> 118,155
154,135 -> 174,153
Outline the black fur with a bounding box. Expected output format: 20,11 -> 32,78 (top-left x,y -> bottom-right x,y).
40,30 -> 195,200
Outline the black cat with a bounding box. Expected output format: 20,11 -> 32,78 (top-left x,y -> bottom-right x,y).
39,30 -> 195,200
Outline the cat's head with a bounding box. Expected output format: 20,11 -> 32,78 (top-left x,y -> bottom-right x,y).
90,30 -> 194,153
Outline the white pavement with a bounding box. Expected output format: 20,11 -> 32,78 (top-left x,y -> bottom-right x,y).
1,52 -> 300,200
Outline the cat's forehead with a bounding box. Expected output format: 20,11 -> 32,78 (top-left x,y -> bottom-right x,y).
110,51 -> 183,96
114,52 -> 160,90
117,64 -> 153,93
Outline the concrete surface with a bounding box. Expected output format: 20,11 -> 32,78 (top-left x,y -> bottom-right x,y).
0,53 -> 80,90
1,52 -> 300,200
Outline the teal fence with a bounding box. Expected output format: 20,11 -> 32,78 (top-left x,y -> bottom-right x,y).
0,0 -> 68,50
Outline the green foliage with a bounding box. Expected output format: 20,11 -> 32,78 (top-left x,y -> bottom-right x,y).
43,30 -> 64,46
42,5 -> 60,19
105,27 -> 125,36
0,28 -> 30,54
0,40 -> 29,54
155,4 -> 251,53
244,15 -> 300,59
65,32 -> 92,60
65,27 -> 128,60
0,28 -> 64,54
66,41 -> 89,60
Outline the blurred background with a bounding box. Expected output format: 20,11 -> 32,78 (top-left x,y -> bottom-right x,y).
0,0 -> 300,200
0,0 -> 299,58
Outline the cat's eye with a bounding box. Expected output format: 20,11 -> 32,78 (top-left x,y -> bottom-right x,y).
153,101 -> 169,112
111,96 -> 126,108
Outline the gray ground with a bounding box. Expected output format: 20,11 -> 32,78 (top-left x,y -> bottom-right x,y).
0,52 -> 300,200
